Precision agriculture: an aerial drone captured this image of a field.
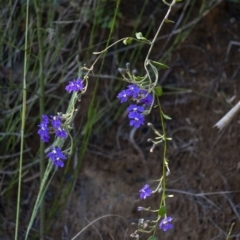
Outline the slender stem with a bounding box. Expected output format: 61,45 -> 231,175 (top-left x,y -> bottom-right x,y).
145,0 -> 176,62
9,0 -> 13,85
143,0 -> 176,98
158,97 -> 167,207
33,0 -> 45,238
15,0 -> 29,239
152,97 -> 168,236
226,222 -> 235,240
93,38 -> 128,54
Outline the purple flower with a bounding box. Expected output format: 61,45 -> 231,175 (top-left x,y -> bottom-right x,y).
128,112 -> 145,128
127,104 -> 144,114
38,115 -> 50,142
139,90 -> 153,106
55,127 -> 68,138
42,115 -> 49,125
139,184 -> 152,199
65,78 -> 84,93
141,94 -> 153,105
159,217 -> 173,231
51,115 -> 62,128
47,147 -> 67,167
117,90 -> 130,103
38,124 -> 50,142
126,84 -> 140,98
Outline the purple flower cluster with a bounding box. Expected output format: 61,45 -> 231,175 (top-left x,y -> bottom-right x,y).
139,184 -> 173,231
37,78 -> 84,168
38,115 -> 67,142
117,84 -> 153,128
38,115 -> 68,167
47,147 -> 67,168
65,78 -> 84,93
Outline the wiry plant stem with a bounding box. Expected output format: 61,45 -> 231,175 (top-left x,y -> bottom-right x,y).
145,0 -> 176,62
15,0 -> 29,239
33,0 -> 45,238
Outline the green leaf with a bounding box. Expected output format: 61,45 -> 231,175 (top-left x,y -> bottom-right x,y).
123,38 -> 132,45
162,112 -> 172,120
165,18 -> 175,23
150,60 -> 169,69
158,205 -> 167,216
154,86 -> 163,97
148,236 -> 157,240
134,75 -> 146,81
135,32 -> 147,40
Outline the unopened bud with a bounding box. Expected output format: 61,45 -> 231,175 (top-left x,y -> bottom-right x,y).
150,144 -> 156,152
147,122 -> 153,127
132,69 -> 138,75
118,68 -> 127,75
137,206 -> 144,211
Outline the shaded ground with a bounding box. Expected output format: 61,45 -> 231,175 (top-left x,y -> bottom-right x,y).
1,1 -> 240,240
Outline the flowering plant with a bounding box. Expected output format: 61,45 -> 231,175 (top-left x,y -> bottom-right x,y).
21,1 -> 179,239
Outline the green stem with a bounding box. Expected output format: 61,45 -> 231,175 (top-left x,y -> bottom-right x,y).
144,0 -> 176,87
33,0 -> 45,238
15,0 -> 29,239
152,97 -> 167,236
145,0 -> 176,62
158,97 -> 167,207
226,222 -> 235,240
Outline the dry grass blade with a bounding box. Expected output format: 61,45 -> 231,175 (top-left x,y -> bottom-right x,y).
213,101 -> 240,131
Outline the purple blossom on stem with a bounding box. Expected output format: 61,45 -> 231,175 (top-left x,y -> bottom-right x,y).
38,115 -> 50,142
139,90 -> 153,106
141,94 -> 153,106
55,127 -> 68,139
65,78 -> 84,93
51,115 -> 62,128
127,104 -> 144,114
126,84 -> 140,98
42,115 -> 49,125
139,184 -> 152,199
38,124 -> 50,142
117,90 -> 130,103
159,217 -> 173,231
128,111 -> 145,128
47,147 -> 67,167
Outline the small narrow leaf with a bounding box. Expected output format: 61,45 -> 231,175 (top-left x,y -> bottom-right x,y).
158,205 -> 167,216
162,112 -> 172,120
154,86 -> 163,97
165,18 -> 175,23
150,60 -> 169,69
134,75 -> 146,81
123,38 -> 132,45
